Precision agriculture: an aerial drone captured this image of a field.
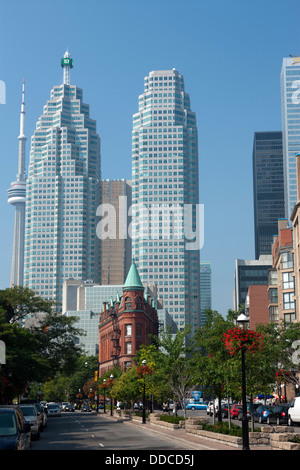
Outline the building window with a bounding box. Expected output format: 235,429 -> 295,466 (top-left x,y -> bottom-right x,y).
136,324 -> 142,336
268,269 -> 277,285
125,297 -> 132,310
281,252 -> 294,270
269,288 -> 278,304
283,292 -> 295,310
269,306 -> 279,322
126,342 -> 132,354
282,272 -> 294,289
125,324 -> 132,336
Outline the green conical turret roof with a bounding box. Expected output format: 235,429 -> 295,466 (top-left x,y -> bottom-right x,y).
123,258 -> 144,291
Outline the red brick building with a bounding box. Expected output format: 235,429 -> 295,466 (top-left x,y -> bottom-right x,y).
98,259 -> 159,375
245,284 -> 269,330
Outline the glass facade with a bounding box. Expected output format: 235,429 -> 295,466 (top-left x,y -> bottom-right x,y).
281,57 -> 300,219
252,131 -> 285,258
24,83 -> 101,310
131,69 -> 200,331
199,262 -> 211,326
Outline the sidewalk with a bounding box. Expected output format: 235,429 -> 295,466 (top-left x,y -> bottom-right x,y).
100,413 -> 272,451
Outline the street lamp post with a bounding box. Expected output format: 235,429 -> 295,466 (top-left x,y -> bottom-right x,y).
237,313 -> 250,451
110,374 -> 114,416
103,379 -> 106,414
142,359 -> 147,424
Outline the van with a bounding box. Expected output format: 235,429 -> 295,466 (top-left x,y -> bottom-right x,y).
288,397 -> 300,426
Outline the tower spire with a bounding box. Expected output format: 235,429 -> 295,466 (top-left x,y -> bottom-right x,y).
61,49 -> 73,85
7,80 -> 27,286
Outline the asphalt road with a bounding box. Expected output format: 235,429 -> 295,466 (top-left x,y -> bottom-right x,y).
31,411 -> 191,451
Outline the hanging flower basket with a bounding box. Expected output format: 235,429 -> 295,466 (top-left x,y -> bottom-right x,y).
223,327 -> 264,356
276,369 -> 291,383
136,364 -> 153,379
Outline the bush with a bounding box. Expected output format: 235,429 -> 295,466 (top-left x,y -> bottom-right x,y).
199,421 -> 259,437
159,415 -> 186,425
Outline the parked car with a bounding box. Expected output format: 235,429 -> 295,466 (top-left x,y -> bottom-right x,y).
267,404 -> 291,425
0,406 -> 31,450
206,402 -> 220,416
288,397 -> 300,426
186,401 -> 207,410
46,403 -> 61,417
253,405 -> 274,423
81,404 -> 92,412
237,403 -> 260,421
230,404 -> 243,419
18,404 -> 41,440
65,403 -> 75,412
34,402 -> 47,430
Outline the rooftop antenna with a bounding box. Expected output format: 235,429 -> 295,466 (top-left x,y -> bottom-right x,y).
61,49 -> 73,85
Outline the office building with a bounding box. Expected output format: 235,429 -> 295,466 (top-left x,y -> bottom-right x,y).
200,261 -> 211,326
7,80 -> 27,286
131,69 -> 200,332
281,56 -> 300,219
268,218 -> 295,323
253,131 -> 285,258
234,255 -> 272,310
24,51 -> 101,309
100,179 -> 132,284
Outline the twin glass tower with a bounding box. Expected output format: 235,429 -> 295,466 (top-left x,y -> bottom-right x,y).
9,56 -> 201,329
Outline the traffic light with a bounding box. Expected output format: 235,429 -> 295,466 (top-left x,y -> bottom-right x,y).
94,370 -> 98,382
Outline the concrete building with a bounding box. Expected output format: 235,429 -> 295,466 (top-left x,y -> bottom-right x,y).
100,179 -> 132,284
234,256 -> 272,310
269,219 -> 295,323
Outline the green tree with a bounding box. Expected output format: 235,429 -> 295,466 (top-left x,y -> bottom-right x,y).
0,286 -> 53,324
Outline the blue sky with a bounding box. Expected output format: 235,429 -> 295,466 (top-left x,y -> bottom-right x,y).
0,0 -> 299,316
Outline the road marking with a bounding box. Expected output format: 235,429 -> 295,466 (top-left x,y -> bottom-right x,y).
99,443 -> 104,447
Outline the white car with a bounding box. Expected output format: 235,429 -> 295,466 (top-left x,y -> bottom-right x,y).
19,404 -> 41,440
288,397 -> 300,426
46,403 -> 61,417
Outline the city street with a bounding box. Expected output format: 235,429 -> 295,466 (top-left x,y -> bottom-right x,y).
31,412 -> 195,451
30,410 -> 238,452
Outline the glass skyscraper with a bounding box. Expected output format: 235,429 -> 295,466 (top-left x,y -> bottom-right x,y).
24,52 -> 101,310
281,56 -> 300,219
200,261 -> 211,326
252,131 -> 285,258
131,69 -> 200,332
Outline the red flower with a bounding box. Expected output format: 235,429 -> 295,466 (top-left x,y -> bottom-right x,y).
223,327 -> 264,356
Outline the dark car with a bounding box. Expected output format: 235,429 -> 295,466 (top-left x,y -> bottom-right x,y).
266,404 -> 291,425
253,405 -> 274,423
65,403 -> 75,412
81,405 -> 92,412
221,404 -> 229,418
237,403 -> 260,421
0,406 -> 31,450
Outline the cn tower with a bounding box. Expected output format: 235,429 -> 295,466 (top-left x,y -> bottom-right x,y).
7,80 -> 27,286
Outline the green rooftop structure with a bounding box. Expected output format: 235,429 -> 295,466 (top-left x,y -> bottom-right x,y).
123,258 -> 144,291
